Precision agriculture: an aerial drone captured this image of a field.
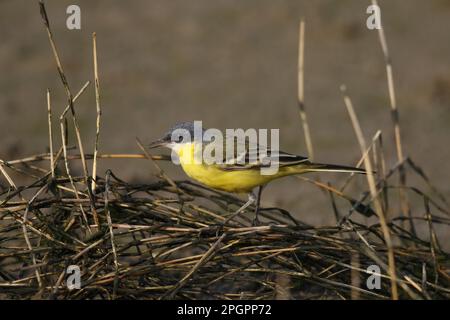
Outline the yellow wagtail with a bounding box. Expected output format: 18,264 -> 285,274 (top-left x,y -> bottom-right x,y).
149,121 -> 366,225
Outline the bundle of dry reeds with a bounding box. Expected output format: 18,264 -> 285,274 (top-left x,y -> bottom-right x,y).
0,1 -> 448,300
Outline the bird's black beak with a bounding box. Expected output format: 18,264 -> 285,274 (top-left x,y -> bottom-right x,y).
148,138 -> 169,149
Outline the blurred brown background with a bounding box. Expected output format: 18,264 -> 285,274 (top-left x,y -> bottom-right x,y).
1,0 -> 450,226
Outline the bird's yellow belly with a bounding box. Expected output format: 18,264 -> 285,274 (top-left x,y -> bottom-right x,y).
176,142 -> 294,193
180,162 -> 275,193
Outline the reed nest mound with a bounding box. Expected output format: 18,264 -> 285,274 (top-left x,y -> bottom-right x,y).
0,161 -> 449,299
0,1 -> 449,300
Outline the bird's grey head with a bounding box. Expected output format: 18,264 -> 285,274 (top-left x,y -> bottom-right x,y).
148,121 -> 205,149
165,121 -> 196,139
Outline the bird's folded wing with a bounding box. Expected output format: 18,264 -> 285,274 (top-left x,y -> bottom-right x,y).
210,135 -> 310,171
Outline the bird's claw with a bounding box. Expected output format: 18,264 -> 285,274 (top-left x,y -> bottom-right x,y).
206,223 -> 225,237
251,217 -> 261,226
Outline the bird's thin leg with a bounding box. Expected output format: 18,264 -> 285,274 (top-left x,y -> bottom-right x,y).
222,193 -> 256,226
252,185 -> 264,226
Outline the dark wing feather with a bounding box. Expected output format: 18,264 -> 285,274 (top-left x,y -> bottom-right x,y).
210,136 -> 309,171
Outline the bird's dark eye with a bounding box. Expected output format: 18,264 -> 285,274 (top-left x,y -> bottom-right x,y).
171,135 -> 183,143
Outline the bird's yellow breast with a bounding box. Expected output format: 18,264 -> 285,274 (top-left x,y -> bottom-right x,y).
176,143 -> 281,193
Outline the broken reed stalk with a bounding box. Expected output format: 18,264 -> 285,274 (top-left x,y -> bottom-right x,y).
339,130 -> 381,192
0,161 -> 17,189
60,81 -> 98,232
4,153 -> 170,166
39,0 -> 99,230
297,19 -> 314,161
41,4 -> 100,231
371,0 -> 404,164
104,171 -> 119,299
40,2 -> 101,228
371,0 -> 411,231
39,1 -> 90,185
92,32 -> 101,194
59,118 -> 92,234
374,132 -> 391,218
61,81 -> 91,118
22,185 -> 48,289
340,85 -> 398,300
46,89 -> 55,178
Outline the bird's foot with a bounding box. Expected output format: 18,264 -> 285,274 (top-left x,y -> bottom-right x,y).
251,216 -> 261,226
214,223 -> 225,237
205,222 -> 226,237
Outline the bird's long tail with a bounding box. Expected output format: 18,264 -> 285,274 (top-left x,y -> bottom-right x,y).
286,162 -> 367,175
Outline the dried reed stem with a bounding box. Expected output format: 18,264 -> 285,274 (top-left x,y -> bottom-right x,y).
46,89 -> 55,178
92,32 -> 101,193
371,0 -> 404,164
59,119 -> 92,234
371,0 -> 411,230
297,19 -> 314,161
0,161 -> 17,189
340,130 -> 381,192
104,171 -> 119,299
6,153 -> 170,166
39,1 -> 90,184
22,185 -> 48,288
341,85 -> 398,300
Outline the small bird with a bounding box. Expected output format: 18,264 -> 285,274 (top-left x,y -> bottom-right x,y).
148,121 -> 366,225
